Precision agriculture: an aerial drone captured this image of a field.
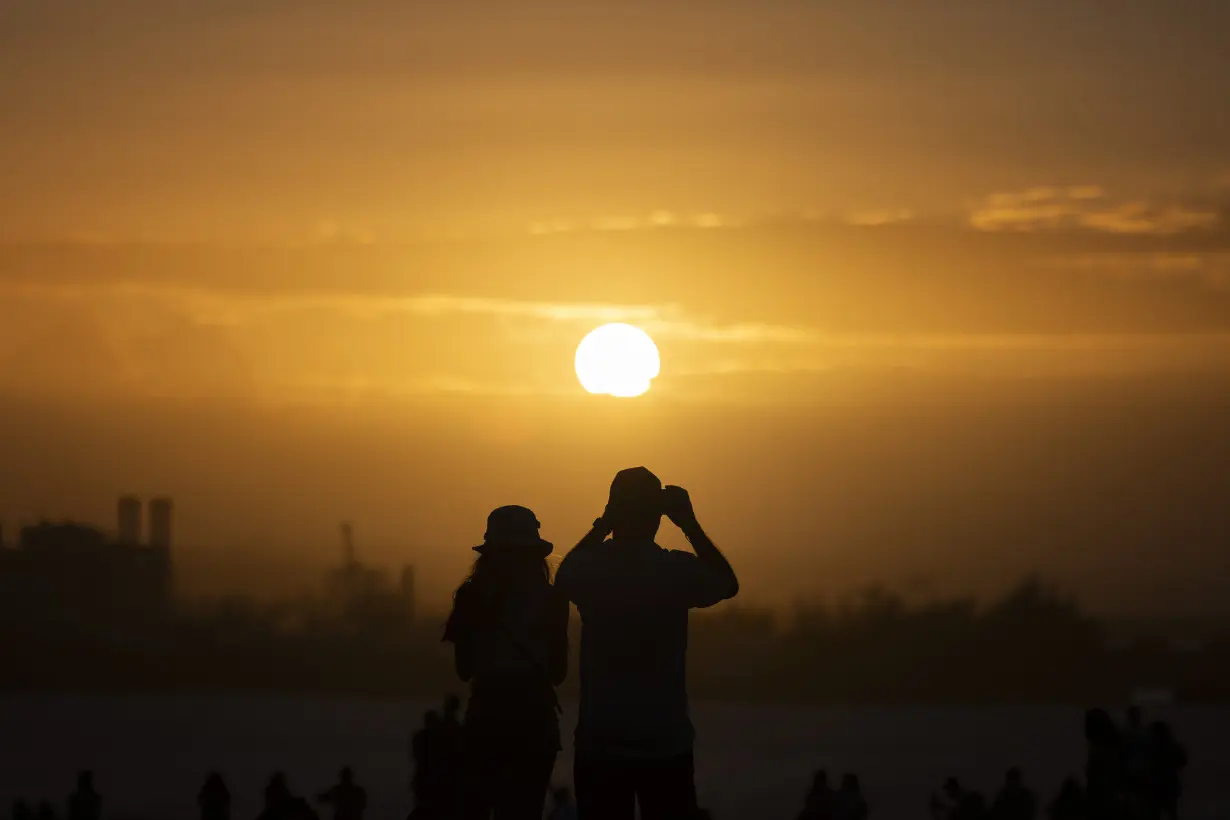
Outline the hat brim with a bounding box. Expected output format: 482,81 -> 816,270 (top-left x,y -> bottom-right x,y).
472,538 -> 554,557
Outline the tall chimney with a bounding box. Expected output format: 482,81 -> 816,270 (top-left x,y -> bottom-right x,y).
400,565 -> 416,623
148,497 -> 173,549
117,496 -> 142,545
341,521 -> 355,566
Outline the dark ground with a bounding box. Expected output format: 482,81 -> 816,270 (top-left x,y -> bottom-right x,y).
2,695 -> 1228,819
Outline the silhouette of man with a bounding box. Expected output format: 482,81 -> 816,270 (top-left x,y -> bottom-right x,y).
318,768 -> 367,820
199,772 -> 231,820
439,695 -> 463,815
556,468 -> 739,820
1084,708 -> 1124,820
834,774 -> 868,820
260,773 -> 293,820
1046,778 -> 1085,820
259,772 -> 319,820
931,778 -> 963,820
67,771 -> 100,820
959,793 -> 988,820
991,768 -> 1036,820
1125,706 -> 1144,736
798,770 -> 835,820
1146,722 -> 1186,820
442,694 -> 462,735
261,772 -> 292,820
1124,706 -> 1150,804
410,710 -> 455,819
35,802 -> 56,820
546,787 -> 577,820
11,800 -> 33,820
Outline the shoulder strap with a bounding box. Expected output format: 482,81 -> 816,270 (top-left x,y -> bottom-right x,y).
494,620 -> 563,715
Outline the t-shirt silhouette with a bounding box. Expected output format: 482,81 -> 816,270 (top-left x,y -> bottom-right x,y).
556,536 -> 732,759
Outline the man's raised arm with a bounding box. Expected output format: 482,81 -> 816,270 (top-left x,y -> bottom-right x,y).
663,485 -> 739,600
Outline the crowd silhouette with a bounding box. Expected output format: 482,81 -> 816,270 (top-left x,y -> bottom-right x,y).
4,700 -> 1187,820
912,706 -> 1186,820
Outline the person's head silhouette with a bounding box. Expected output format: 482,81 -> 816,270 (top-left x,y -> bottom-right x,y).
473,506 -> 553,557
944,778 -> 962,800
1126,705 -> 1142,729
1006,767 -> 1023,787
443,694 -> 461,717
339,767 -> 353,785
75,772 -> 93,791
1085,708 -> 1118,744
812,769 -> 829,791
265,772 -> 289,807
605,467 -> 663,540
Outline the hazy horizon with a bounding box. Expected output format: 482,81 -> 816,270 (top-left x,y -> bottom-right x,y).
3,368 -> 1228,619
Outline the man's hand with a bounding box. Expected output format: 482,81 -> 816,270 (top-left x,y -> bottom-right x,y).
662,484 -> 739,602
592,512 -> 615,538
662,485 -> 697,530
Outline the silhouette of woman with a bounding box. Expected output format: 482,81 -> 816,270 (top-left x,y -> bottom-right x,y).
198,772 -> 230,820
1084,708 -> 1125,820
444,506 -> 569,820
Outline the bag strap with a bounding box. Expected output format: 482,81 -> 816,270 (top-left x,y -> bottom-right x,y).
494,620 -> 563,715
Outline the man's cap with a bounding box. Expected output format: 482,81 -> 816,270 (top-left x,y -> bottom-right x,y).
473,505 -> 553,557
607,466 -> 663,517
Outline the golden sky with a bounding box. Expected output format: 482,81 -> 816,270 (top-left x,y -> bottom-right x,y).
1,1 -> 1229,614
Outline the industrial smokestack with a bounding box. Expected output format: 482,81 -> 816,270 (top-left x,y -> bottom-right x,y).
341,521 -> 355,566
148,497 -> 173,549
117,496 -> 142,545
400,565 -> 416,623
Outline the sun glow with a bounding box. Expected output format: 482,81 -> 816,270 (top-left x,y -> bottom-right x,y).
574,323 -> 661,397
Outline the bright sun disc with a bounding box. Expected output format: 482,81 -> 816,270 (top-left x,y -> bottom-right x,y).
575,323 -> 660,397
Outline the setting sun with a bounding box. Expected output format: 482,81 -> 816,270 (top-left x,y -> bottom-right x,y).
575,323 -> 661,397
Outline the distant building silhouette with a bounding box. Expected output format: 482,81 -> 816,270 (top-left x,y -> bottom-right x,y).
149,497 -> 174,550
117,496 -> 142,546
323,522 -> 416,632
0,496 -> 173,641
399,565 -> 416,624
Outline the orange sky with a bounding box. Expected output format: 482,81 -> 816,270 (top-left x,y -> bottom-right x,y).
1,1 -> 1229,615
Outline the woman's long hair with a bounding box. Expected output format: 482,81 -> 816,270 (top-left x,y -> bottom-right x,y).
445,548 -> 550,638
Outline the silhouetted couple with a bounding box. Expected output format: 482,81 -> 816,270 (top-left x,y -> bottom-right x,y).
14,770 -> 103,820
443,467 -> 739,820
257,773 -> 320,820
1084,707 -> 1186,820
799,770 -> 869,820
409,697 -> 464,817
